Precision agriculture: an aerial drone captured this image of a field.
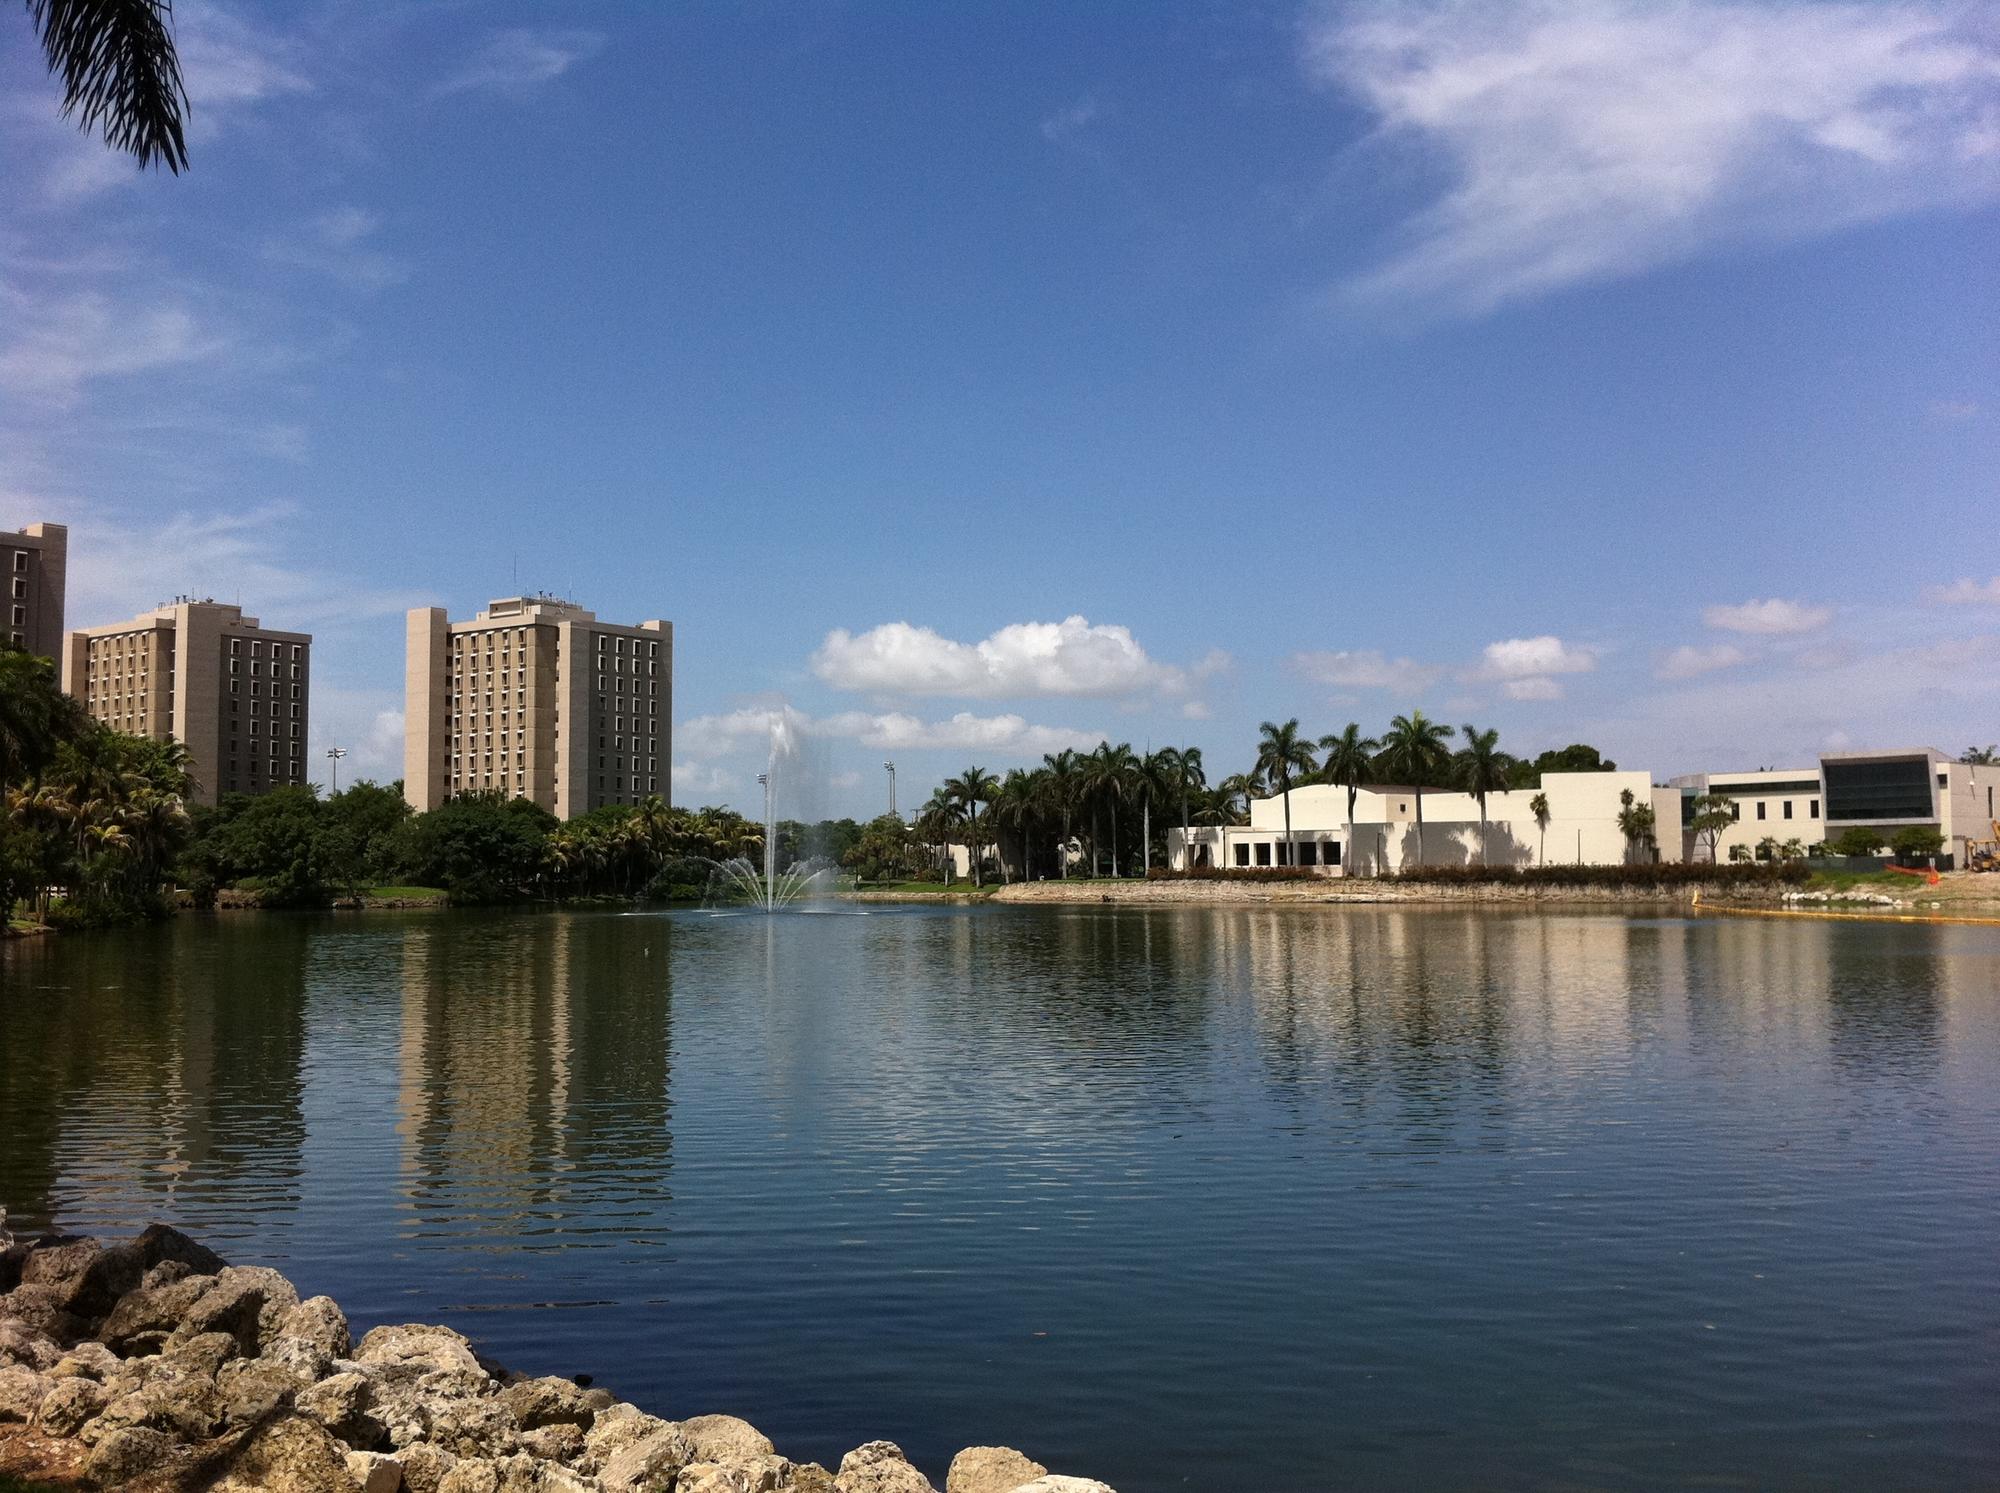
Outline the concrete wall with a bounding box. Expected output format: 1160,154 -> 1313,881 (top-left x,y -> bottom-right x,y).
404,608 -> 448,812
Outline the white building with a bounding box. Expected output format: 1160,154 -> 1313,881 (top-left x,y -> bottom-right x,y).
1168,770 -> 1683,875
1673,748 -> 2000,866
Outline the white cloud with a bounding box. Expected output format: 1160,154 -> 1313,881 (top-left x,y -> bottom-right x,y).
1702,597 -> 1833,634
1306,0 -> 2000,314
678,705 -> 1100,771
0,291 -> 228,408
811,616 -> 1219,702
1657,642 -> 1748,680
1468,634 -> 1597,702
1502,676 -> 1563,701
263,208 -> 408,291
1932,575 -> 2000,605
435,29 -> 606,97
174,1 -> 312,116
1291,647 -> 1444,693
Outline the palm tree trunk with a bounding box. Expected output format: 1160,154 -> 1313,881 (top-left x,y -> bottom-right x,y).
1110,800 -> 1120,877
1181,789 -> 1191,875
971,808 -> 982,888
1142,796 -> 1150,876
1282,781 -> 1292,867
1414,790 -> 1424,868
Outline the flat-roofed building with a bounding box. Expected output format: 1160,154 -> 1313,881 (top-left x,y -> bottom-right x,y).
1168,770 -> 1684,874
403,595 -> 672,820
1,521 -> 67,660
1673,747 -> 2000,865
62,599 -> 312,805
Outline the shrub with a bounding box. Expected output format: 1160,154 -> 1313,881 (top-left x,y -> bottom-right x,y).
1828,826 -> 1885,858
1391,862 -> 1811,889
1145,866 -> 1325,882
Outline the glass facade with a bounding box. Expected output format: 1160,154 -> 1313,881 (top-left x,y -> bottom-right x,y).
1823,758 -> 1934,822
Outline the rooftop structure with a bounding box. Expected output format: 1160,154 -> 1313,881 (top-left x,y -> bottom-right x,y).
1,521 -> 67,661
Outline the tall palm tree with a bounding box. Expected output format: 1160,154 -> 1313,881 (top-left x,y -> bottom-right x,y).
917,787 -> 963,885
1253,719 -> 1318,867
1455,724 -> 1515,865
1214,772 -> 1259,826
1317,724 -> 1377,871
945,767 -> 998,887
1377,711 -> 1455,868
987,769 -> 1040,883
1134,749 -> 1175,875
1160,745 -> 1206,873
1040,749 -> 1081,878
26,0 -> 191,172
1080,742 -> 1136,876
1529,791 -> 1551,866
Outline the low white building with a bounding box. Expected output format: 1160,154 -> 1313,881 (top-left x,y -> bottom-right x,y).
1168,770 -> 1683,875
1673,747 -> 2000,865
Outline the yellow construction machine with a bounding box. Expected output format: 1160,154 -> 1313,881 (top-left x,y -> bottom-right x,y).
1969,821 -> 2000,873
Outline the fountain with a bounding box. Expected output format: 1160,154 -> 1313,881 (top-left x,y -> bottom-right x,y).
702,710 -> 853,913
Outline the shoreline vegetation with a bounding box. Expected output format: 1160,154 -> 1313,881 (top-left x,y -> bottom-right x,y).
0,1223 -> 1111,1493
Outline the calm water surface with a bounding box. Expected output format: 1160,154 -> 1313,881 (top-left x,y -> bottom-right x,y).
2,905 -> 1996,1491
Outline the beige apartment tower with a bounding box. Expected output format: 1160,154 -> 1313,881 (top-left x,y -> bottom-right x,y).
2,521 -> 68,660
404,595 -> 672,819
62,599 -> 312,807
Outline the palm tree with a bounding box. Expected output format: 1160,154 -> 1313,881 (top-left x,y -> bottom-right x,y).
944,767 -> 999,887
1317,724 -> 1377,870
1455,724 -> 1515,865
1134,749 -> 1175,875
1159,746 -> 1206,873
1253,719 -> 1318,867
1963,745 -> 1998,765
987,769 -> 1040,883
1529,791 -> 1551,865
1377,711 -> 1455,868
917,787 -> 963,885
1040,749 -> 1081,878
0,646 -> 84,788
1616,788 -> 1657,865
1080,742 -> 1136,876
1214,772 -> 1259,826
25,0 -> 191,172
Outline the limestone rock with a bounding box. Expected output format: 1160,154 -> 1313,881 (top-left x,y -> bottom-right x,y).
437,1460 -> 501,1493
217,1355 -> 308,1426
1006,1480 -> 1115,1493
581,1402 -> 674,1471
99,1270 -> 215,1355
684,1413 -> 776,1463
36,1374 -> 110,1436
945,1447 -> 1047,1493
503,1374 -> 598,1431
427,1393 -> 522,1459
835,1442 -> 936,1493
266,1331 -> 338,1384
0,1282 -> 86,1346
348,1448 -> 408,1493
85,1424 -> 183,1488
522,1421 -> 588,1463
92,1359 -> 221,1443
170,1265 -> 301,1357
356,1323 -> 485,1380
50,1341 -> 120,1380
280,1294 -> 354,1358
397,1440 -> 462,1493
298,1370 -> 388,1449
0,1316 -> 60,1371
596,1424 -> 695,1492
788,1466 -> 837,1493
210,1411 -> 361,1493
678,1464 -> 754,1493
162,1327 -> 241,1378
0,1363 -> 51,1424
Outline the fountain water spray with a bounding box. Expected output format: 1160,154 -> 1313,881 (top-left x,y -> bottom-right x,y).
705,710 -> 841,912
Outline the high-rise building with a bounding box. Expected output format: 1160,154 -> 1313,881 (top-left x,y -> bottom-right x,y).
2,521 -> 68,660
403,595 -> 672,819
62,599 -> 312,806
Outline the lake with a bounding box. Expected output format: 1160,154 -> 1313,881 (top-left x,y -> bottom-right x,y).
2,905 -> 1996,1491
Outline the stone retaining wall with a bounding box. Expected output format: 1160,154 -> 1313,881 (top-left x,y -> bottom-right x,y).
0,1223 -> 1112,1493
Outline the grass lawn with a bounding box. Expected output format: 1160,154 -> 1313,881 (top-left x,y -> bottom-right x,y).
858,880 -> 998,896
362,886 -> 449,901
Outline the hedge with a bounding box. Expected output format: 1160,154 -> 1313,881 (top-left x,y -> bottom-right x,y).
1390,862 -> 1811,888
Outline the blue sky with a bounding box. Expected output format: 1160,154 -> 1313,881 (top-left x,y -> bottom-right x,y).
3,0 -> 1997,815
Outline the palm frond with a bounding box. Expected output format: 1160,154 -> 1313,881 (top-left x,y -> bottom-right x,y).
29,0 -> 191,173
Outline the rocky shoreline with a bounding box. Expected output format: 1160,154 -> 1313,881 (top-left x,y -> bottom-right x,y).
0,1223 -> 1110,1493
988,878 -> 1740,907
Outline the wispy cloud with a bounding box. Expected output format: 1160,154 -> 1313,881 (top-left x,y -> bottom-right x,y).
1305,0 -> 2000,314
1703,597 -> 1833,635
1932,575 -> 2000,605
1657,642 -> 1748,680
0,290 -> 229,409
435,29 -> 606,98
263,208 -> 408,291
1290,647 -> 1444,693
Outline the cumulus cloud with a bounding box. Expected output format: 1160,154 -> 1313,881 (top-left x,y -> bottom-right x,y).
1468,634 -> 1597,701
1290,648 -> 1444,693
1305,0 -> 2000,314
1657,642 -> 1748,680
1932,575 -> 2000,605
811,616 -> 1221,702
1702,597 -> 1833,635
682,705 -> 1101,762
436,29 -> 605,97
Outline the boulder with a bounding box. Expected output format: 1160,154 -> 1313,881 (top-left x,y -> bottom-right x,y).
502,1374 -> 598,1431
0,1282 -> 86,1345
91,1360 -> 221,1444
0,1316 -> 60,1371
677,1465 -> 755,1493
835,1442 -> 936,1493
85,1424 -> 184,1489
597,1423 -> 696,1492
1006,1480 -> 1116,1493
169,1265 -> 301,1357
581,1402 -> 674,1471
210,1411 -> 362,1493
50,1341 -> 121,1380
521,1422 -> 588,1464
280,1294 -> 353,1358
356,1323 -> 485,1380
426,1394 -> 521,1459
397,1441 -> 463,1493
788,1466 -> 837,1493
98,1270 -> 215,1355
0,1363 -> 51,1424
298,1370 -> 388,1449
946,1447 -> 1047,1493
36,1374 -> 111,1436
348,1448 -> 409,1493
217,1355 -> 309,1426
437,1460 -> 501,1493
127,1223 -> 228,1278
684,1413 -> 776,1463
162,1327 -> 241,1378
266,1332 -> 338,1384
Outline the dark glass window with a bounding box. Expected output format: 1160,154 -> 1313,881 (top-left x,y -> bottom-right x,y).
1756,802 -> 1766,820
1825,757 -> 1934,821
1299,842 -> 1318,866
1233,843 -> 1249,867
1783,801 -> 1793,820
1325,841 -> 1342,865
1255,842 -> 1271,867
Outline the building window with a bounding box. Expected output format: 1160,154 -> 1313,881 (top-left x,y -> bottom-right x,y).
1325,841 -> 1342,866
1254,842 -> 1271,867
1783,801 -> 1793,820
1299,842 -> 1318,866
1810,800 -> 1819,819
1756,802 -> 1766,820
1730,802 -> 1740,821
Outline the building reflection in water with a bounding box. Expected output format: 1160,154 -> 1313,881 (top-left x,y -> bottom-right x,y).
393,914 -> 674,1255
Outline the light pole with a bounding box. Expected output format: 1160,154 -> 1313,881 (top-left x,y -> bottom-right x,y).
757,771 -> 773,908
884,761 -> 897,819
326,746 -> 347,794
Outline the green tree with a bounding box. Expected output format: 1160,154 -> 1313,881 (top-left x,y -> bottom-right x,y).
945,766 -> 999,888
1159,745 -> 1206,874
1688,793 -> 1737,863
386,792 -> 556,903
1040,749 -> 1082,878
1828,826 -> 1885,857
1253,719 -> 1318,867
1616,788 -> 1658,865
1528,791 -> 1551,865
1080,742 -> 1137,876
1377,711 -> 1455,867
1454,724 -> 1516,865
0,646 -> 87,789
1317,724 -> 1377,870
1890,825 -> 1945,862
987,769 -> 1041,882
1961,745 -> 1997,765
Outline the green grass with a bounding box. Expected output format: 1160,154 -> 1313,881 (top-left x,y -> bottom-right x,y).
1807,869 -> 1923,890
859,880 -> 998,896
362,885 -> 449,901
